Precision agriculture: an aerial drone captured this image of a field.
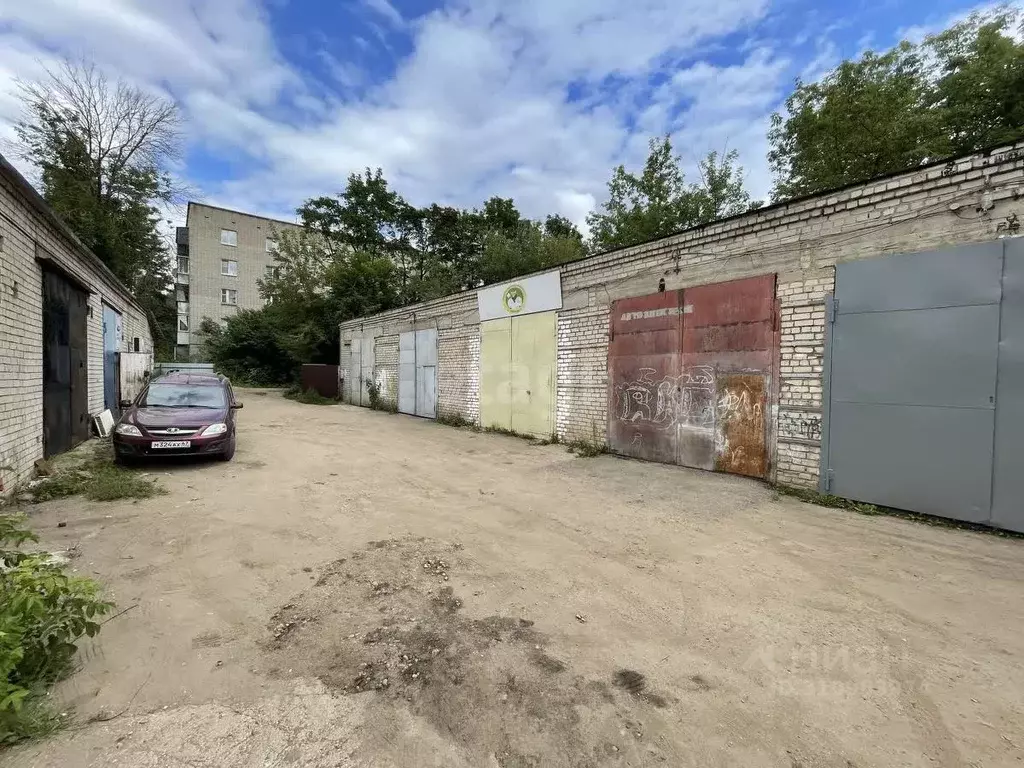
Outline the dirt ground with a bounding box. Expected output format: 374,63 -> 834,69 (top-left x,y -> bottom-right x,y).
5,389 -> 1024,768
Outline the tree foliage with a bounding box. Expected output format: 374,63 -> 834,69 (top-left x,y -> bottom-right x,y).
769,11 -> 1024,200
204,168 -> 587,380
587,137 -> 754,251
12,60 -> 181,356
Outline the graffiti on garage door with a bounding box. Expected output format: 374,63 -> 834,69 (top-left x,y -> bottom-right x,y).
608,274 -> 778,479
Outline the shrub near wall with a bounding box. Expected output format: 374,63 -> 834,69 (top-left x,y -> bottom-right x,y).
0,514 -> 112,743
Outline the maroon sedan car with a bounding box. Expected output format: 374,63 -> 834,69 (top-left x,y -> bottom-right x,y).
113,373 -> 242,464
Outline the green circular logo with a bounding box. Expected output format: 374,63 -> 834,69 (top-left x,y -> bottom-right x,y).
502,285 -> 526,314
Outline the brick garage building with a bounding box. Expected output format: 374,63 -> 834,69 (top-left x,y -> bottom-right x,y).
340,142 -> 1024,528
0,154 -> 152,495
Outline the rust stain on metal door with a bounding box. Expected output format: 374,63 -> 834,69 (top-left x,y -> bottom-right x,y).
608,290 -> 684,464
715,373 -> 767,477
608,274 -> 778,479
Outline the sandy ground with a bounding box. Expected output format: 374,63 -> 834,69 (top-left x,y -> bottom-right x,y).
5,389 -> 1024,768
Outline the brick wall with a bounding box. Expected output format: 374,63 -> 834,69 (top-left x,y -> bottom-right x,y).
438,324 -> 479,421
340,143 -> 1024,488
375,334 -> 399,406
0,167 -> 152,494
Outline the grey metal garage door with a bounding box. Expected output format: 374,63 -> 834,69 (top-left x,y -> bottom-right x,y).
398,329 -> 437,418
822,240 -> 1024,532
348,338 -> 375,407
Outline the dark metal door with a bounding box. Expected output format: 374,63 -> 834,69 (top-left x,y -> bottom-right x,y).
682,275 -> 776,477
608,290 -> 685,464
42,270 -> 89,457
823,243 -> 1003,522
608,276 -> 778,477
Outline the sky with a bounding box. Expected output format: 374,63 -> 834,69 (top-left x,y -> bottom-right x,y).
0,0 -> 1006,232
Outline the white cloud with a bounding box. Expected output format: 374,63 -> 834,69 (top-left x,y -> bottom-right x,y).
1,0 -> 801,231
361,0 -> 406,29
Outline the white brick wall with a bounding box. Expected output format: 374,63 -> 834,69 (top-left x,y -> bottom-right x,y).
341,142 -> 1024,488
0,167 -> 152,494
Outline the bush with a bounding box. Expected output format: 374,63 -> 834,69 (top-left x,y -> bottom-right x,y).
283,386 -> 338,405
0,514 -> 112,744
200,310 -> 299,386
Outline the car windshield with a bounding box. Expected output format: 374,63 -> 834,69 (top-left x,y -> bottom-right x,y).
141,383 -> 226,409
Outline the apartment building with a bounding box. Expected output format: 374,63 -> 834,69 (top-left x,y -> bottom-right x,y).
174,202 -> 300,358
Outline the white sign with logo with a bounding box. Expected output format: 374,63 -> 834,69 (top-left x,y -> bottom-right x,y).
478,270 -> 563,321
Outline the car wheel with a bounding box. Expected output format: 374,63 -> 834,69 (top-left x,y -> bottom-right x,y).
219,438 -> 236,462
114,453 -> 135,467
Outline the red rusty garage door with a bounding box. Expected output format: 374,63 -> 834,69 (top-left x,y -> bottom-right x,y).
608,274 -> 778,478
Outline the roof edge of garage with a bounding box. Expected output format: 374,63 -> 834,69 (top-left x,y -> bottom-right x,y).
339,138 -> 1024,331
0,152 -> 145,315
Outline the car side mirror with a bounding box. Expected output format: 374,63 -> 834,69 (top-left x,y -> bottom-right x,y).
119,399 -> 132,409
231,402 -> 244,409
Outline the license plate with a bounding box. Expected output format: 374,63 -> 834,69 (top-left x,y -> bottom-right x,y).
151,441 -> 191,449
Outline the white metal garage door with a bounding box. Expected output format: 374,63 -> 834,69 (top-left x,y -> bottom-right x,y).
398,329 -> 437,418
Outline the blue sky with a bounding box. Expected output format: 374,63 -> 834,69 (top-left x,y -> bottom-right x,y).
0,0 -> 1005,231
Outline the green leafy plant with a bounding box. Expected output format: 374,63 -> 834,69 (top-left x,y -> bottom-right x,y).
283,385 -> 338,405
0,514 -> 113,744
27,445 -> 163,503
366,378 -> 395,412
565,439 -> 608,458
436,412 -> 477,429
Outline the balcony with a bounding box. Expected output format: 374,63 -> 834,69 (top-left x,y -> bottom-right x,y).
175,272 -> 189,285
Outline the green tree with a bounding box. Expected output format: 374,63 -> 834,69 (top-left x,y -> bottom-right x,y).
298,168 -> 421,301
200,312 -> 298,386
13,60 -> 181,356
930,11 -> 1024,155
768,44 -> 940,200
587,136 -> 755,251
768,10 -> 1024,200
478,220 -> 586,284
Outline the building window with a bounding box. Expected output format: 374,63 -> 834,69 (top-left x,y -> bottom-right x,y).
178,316 -> 189,332
221,259 -> 238,276
220,229 -> 238,246
133,337 -> 141,352
265,238 -> 277,253
265,265 -> 281,279
175,287 -> 187,302
177,257 -> 189,274
221,288 -> 238,305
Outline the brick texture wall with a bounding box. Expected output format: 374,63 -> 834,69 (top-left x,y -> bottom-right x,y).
0,168 -> 152,494
374,334 -> 399,407
340,143 -> 1024,488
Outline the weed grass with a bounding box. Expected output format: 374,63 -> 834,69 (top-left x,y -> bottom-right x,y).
284,385 -> 339,405
27,444 -> 164,503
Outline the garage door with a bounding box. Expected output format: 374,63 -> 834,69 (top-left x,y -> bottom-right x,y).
608,274 -> 778,478
347,338 -> 375,407
399,329 -> 437,418
479,313 -> 556,436
823,242 -> 1005,524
